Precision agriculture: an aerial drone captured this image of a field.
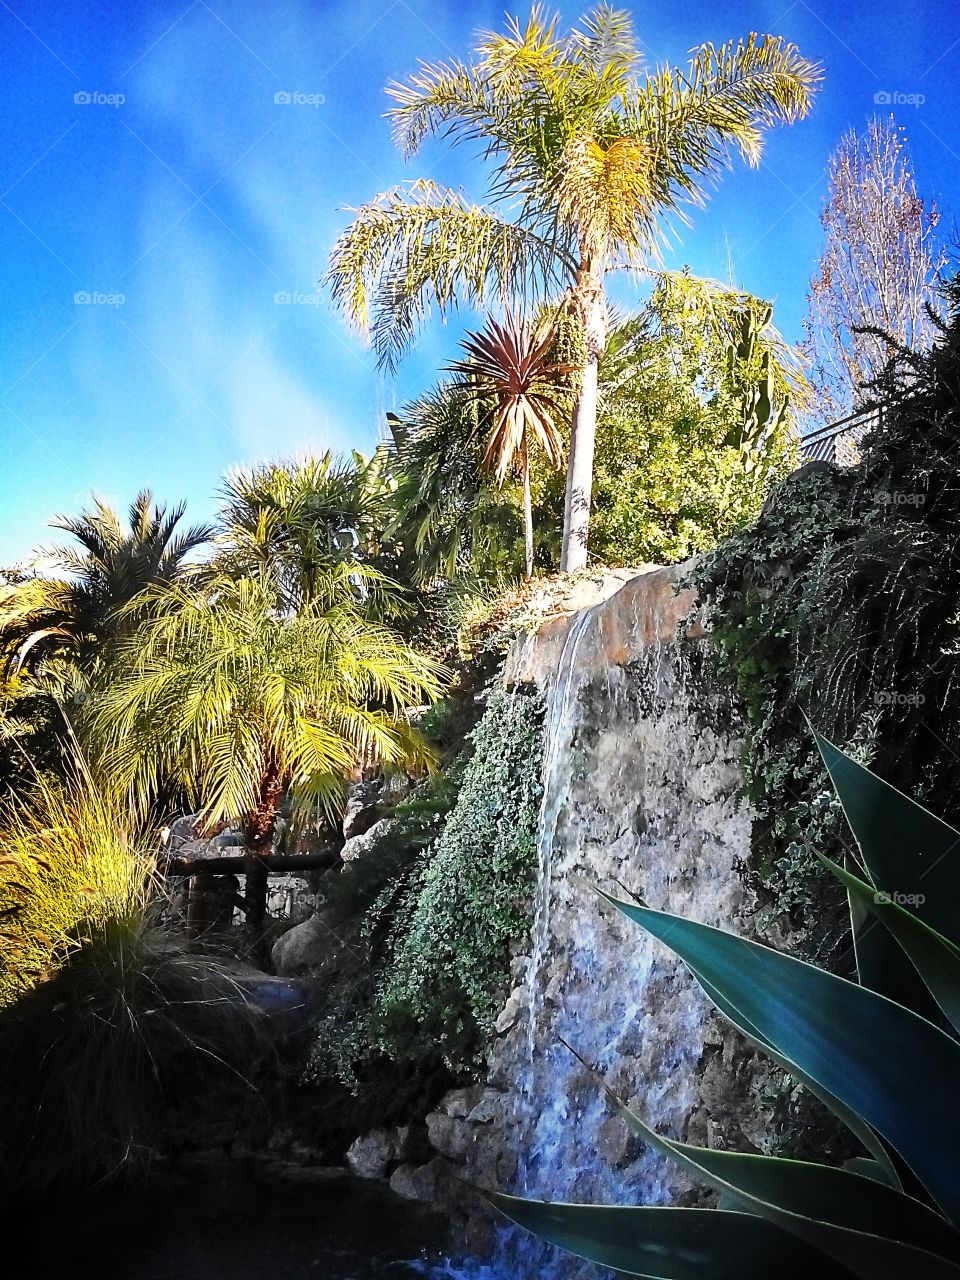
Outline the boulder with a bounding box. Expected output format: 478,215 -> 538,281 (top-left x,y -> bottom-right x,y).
165,813 -> 201,854
342,780 -> 381,840
343,1126 -> 412,1180
389,1157 -> 447,1202
426,1112 -> 474,1161
270,912 -> 332,976
438,1085 -> 484,1118
340,817 -> 392,864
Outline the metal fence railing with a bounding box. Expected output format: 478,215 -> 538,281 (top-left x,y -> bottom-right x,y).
800,404 -> 885,465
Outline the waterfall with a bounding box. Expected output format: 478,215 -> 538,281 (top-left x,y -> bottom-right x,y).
426,567 -> 752,1279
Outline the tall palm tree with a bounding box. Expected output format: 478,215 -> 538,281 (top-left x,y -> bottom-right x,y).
326,5 -> 821,570
91,574 -> 443,944
0,490 -> 212,678
447,312 -> 566,578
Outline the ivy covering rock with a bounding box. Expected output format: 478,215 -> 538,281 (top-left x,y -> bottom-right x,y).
690,309 -> 960,959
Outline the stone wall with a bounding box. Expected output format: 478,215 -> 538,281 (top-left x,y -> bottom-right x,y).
412,565 -> 785,1269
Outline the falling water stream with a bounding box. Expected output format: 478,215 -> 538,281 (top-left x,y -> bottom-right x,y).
427,575 -> 751,1278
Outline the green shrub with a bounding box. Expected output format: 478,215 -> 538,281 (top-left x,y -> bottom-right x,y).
377,682 -> 543,1071
310,682 -> 544,1091
689,309 -> 960,952
0,765 -> 150,1004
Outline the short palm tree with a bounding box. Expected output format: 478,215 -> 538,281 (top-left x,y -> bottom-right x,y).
216,453 -> 392,613
447,312 -> 567,578
0,491 -> 212,677
383,390 -> 531,584
326,5 -> 821,570
90,573 -> 443,943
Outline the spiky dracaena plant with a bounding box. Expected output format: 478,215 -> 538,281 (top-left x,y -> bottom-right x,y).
448,312 -> 568,578
326,5 -> 821,570
492,734 -> 960,1277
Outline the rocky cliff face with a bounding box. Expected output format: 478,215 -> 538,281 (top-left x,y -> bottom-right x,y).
425,565 -> 782,1274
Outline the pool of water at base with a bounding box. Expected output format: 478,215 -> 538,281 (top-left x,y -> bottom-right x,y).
16,1163 -> 518,1280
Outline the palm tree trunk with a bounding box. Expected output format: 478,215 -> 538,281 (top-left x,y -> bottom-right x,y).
561,266 -> 606,573
244,764 -> 283,964
561,357 -> 599,571
522,440 -> 534,579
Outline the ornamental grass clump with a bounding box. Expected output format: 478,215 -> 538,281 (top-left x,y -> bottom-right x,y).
0,768 -> 271,1199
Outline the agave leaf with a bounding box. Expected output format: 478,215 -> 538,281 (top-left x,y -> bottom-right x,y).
690,966 -> 901,1189
841,844 -> 936,1015
489,1196 -> 855,1278
597,888 -> 960,1226
818,851 -> 960,1038
577,1053 -> 960,1278
844,1158 -> 900,1188
814,732 -> 960,947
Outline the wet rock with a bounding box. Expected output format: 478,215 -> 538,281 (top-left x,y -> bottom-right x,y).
494,987 -> 524,1035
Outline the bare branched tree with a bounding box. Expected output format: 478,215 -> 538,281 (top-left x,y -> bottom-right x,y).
802,116 -> 946,424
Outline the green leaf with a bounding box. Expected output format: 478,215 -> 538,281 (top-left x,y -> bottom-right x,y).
814,733 -> 960,947
690,967 -> 901,1190
598,888 -> 960,1226
489,1196 -> 855,1278
818,850 -> 960,1038
585,1061 -> 960,1278
843,1158 -> 900,1188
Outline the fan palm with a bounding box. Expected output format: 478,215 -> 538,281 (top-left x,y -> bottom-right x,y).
90,574 -> 444,942
326,5 -> 821,570
447,312 -> 567,578
0,491 -> 212,678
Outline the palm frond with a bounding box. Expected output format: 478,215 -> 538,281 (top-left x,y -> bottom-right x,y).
622,35 -> 822,250
325,182 -> 573,372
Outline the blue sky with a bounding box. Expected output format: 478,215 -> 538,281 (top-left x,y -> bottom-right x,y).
1,0 -> 958,565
